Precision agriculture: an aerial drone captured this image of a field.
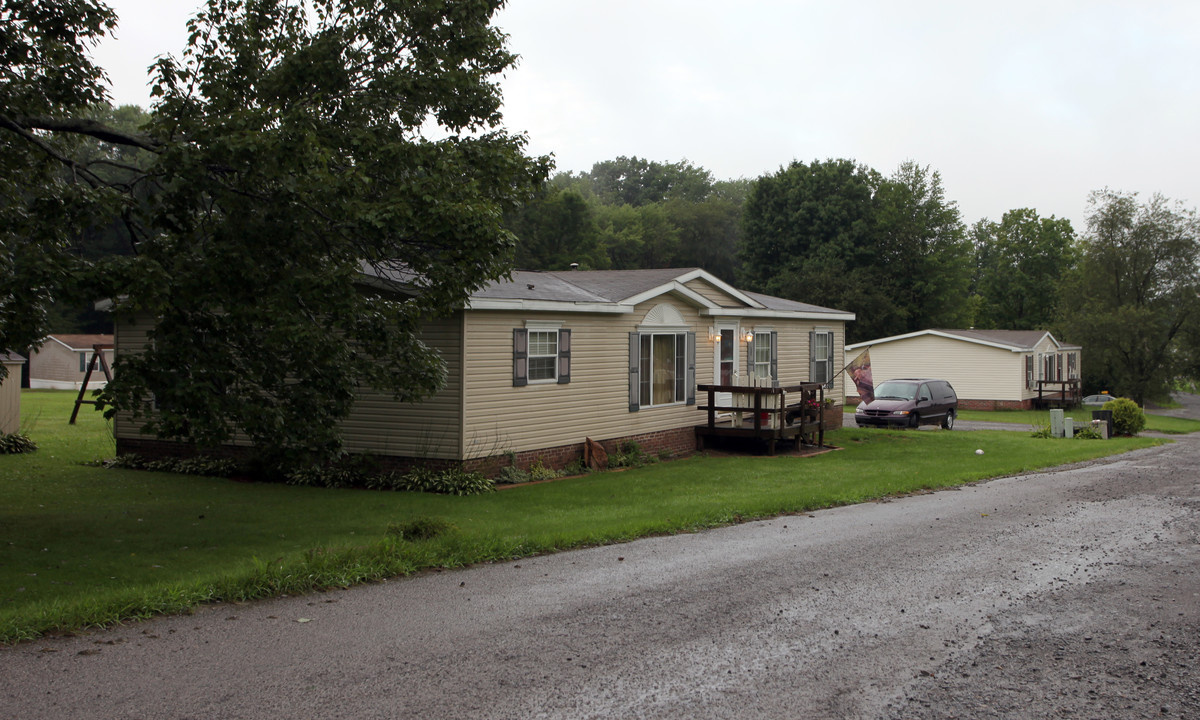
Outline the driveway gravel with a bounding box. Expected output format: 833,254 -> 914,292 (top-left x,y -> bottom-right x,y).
2,415 -> 1197,718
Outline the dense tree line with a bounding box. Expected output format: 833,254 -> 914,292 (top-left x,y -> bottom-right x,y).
504,156 -> 749,283
511,157 -> 1200,402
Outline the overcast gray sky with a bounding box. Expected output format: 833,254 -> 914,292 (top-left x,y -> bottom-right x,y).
91,0 -> 1200,230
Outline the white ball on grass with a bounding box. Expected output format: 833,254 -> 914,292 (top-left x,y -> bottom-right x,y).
975,449 -> 984,455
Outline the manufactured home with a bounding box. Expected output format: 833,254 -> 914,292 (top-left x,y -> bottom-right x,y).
114,268 -> 854,472
846,329 -> 1081,410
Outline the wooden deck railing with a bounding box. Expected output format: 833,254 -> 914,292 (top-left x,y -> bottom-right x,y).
1035,379 -> 1082,409
695,382 -> 826,454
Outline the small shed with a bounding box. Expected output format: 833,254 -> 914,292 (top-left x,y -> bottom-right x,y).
1,352 -> 26,435
846,329 -> 1081,410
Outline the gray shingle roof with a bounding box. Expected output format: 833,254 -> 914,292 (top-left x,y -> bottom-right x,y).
742,290 -> 854,316
476,268 -> 703,303
933,329 -> 1073,350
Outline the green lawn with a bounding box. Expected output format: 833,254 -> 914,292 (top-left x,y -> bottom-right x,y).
0,390 -> 1168,643
954,407 -> 1200,434
841,401 -> 1200,435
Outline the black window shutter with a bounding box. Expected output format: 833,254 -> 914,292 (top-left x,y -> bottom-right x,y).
675,332 -> 686,402
513,329 -> 528,387
628,332 -> 639,411
770,331 -> 779,387
557,329 -> 571,384
686,331 -> 696,405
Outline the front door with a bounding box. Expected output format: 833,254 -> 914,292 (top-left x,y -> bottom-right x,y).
713,324 -> 739,409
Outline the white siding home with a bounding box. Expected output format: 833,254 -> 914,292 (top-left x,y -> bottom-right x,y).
114,268 -> 854,473
845,329 -> 1081,410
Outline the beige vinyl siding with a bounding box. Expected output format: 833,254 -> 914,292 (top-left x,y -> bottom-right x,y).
683,278 -> 747,308
852,335 -> 1023,402
728,322 -> 844,399
461,297 -> 714,458
462,300 -> 846,458
339,315 -> 463,459
0,360 -> 21,434
114,313 -> 465,458
112,314 -> 159,441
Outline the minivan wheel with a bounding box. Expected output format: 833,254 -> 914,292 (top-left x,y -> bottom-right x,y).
908,413 -> 920,429
942,410 -> 955,430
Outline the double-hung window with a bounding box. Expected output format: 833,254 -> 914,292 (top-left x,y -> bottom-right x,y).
513,326 -> 571,386
527,330 -> 558,382
810,330 -> 833,387
751,331 -> 773,381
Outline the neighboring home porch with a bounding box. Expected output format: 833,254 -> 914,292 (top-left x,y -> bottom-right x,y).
845,329 -> 1081,411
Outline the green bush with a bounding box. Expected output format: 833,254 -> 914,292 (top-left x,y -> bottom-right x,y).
527,457 -> 562,482
385,517 -> 454,541
1074,424 -> 1102,440
104,453 -> 238,477
392,467 -> 495,496
0,432 -> 37,454
609,440 -> 655,468
494,465 -> 530,485
1029,422 -> 1054,439
1103,397 -> 1146,436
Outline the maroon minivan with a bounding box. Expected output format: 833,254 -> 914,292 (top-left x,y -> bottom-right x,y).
855,378 -> 958,429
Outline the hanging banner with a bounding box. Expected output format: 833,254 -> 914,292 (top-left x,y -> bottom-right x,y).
848,349 -> 874,404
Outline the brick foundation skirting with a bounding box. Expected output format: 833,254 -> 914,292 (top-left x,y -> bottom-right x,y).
847,396 -> 1033,412
957,398 -> 1033,411
116,426 -> 701,479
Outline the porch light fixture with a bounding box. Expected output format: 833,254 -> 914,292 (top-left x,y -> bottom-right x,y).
744,328 -> 754,343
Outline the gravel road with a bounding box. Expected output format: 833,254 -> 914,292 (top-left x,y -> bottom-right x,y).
2,424 -> 1197,718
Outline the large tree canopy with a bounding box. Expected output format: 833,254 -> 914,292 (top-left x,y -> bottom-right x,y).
1,0 -> 550,464
1058,190 -> 1200,403
504,159 -> 748,281
739,158 -> 969,342
971,209 -> 1077,330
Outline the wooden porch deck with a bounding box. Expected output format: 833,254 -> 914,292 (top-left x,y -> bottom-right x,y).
695,383 -> 826,455
1033,379 -> 1082,409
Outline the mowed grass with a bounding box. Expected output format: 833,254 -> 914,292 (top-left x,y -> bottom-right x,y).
1,390 -> 1165,643
955,407 -> 1200,434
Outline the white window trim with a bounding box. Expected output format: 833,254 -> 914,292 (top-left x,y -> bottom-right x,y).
640,331 -> 685,408
812,328 -> 834,385
526,329 -> 559,384
752,330 -> 773,381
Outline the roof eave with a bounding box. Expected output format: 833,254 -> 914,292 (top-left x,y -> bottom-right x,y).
705,308 -> 856,322
465,298 -> 633,314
